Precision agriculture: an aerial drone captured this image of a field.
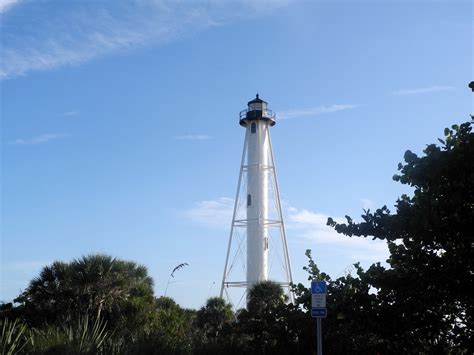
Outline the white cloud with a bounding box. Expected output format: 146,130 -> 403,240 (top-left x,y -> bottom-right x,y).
278,104 -> 357,120
360,198 -> 375,210
0,1 -> 292,79
0,0 -> 21,14
9,133 -> 63,145
184,197 -> 234,228
184,196 -> 388,263
287,209 -> 329,226
286,208 -> 388,262
63,110 -> 78,117
391,86 -> 455,96
174,134 -> 212,141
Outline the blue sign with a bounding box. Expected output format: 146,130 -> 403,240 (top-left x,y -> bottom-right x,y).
311,280 -> 326,294
311,281 -> 327,318
311,308 -> 327,318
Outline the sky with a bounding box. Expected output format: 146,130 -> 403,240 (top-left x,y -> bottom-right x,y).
1,0 -> 472,309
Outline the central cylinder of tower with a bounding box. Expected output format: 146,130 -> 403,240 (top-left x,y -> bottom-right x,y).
246,119 -> 270,286
239,94 -> 276,294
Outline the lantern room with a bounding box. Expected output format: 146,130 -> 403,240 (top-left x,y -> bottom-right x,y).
239,94 -> 276,127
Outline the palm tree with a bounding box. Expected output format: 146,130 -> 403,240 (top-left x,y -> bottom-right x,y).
247,280 -> 287,315
69,254 -> 153,319
16,254 -> 154,327
196,297 -> 233,338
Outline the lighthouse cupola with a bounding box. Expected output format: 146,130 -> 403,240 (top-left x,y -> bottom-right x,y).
239,94 -> 276,127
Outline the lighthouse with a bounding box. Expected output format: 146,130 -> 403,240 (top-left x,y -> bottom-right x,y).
220,95 -> 293,304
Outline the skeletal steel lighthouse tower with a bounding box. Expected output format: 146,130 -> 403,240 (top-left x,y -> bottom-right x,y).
220,95 -> 293,305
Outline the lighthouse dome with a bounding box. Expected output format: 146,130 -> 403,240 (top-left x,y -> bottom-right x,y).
239,94 -> 276,127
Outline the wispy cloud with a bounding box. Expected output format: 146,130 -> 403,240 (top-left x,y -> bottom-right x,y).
0,0 -> 21,14
360,198 -> 375,210
63,110 -> 78,117
286,208 -> 388,262
391,85 -> 455,96
0,1 -> 291,79
184,197 -> 234,229
174,134 -> 212,141
184,196 -> 388,263
279,104 -> 357,120
9,133 -> 63,145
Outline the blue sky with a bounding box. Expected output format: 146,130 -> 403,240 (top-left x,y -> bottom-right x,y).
1,0 -> 472,308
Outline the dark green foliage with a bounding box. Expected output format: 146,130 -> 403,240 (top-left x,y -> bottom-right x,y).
291,250 -> 387,354
193,297 -> 234,354
229,281 -> 311,355
192,282 -> 311,355
246,280 -> 287,315
12,254 -> 155,334
102,296 -> 196,354
236,281 -> 289,353
28,315 -> 109,355
326,119 -> 474,353
195,297 -> 233,339
149,297 -> 194,354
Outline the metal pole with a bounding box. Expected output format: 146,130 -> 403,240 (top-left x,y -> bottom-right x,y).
267,130 -> 294,302
317,317 -> 322,355
220,131 -> 248,298
312,318 -> 317,354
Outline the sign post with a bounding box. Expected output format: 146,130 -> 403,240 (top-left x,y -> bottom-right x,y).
311,281 -> 326,355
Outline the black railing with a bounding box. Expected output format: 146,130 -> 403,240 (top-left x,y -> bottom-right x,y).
239,108 -> 276,119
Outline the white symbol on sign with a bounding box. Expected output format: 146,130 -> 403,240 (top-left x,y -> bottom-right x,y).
314,284 -> 323,293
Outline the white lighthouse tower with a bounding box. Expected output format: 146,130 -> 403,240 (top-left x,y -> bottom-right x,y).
220,95 -> 293,305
